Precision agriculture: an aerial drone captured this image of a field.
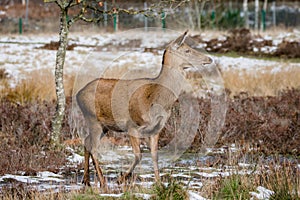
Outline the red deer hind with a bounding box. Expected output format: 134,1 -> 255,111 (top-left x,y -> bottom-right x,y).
76,31 -> 213,187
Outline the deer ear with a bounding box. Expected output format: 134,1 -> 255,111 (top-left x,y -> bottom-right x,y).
173,30 -> 189,48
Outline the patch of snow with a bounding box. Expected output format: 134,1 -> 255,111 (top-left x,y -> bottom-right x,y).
0,174 -> 39,184
272,39 -> 282,46
238,163 -> 254,168
254,38 -> 264,42
134,193 -> 152,200
260,46 -> 277,53
67,152 -> 84,164
218,36 -> 227,41
137,181 -> 155,188
198,167 -> 217,171
66,147 -> 84,164
263,35 -> 273,41
183,181 -> 203,189
195,171 -> 231,178
117,146 -> 133,151
188,191 -> 208,200
270,66 -> 282,74
197,43 -> 207,48
64,184 -> 83,191
250,186 -> 274,200
206,147 -> 226,154
37,171 -> 65,182
216,56 -> 286,72
37,171 -> 63,178
171,173 -> 191,178
99,193 -> 124,197
189,166 -> 198,171
139,174 -> 154,179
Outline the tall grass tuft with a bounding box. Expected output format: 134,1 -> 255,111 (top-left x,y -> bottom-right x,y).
213,174 -> 255,200
262,161 -> 300,200
151,176 -> 188,200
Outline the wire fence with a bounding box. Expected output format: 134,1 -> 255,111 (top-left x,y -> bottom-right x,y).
0,1 -> 299,34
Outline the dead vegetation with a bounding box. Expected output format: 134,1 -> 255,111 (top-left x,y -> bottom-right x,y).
38,41 -> 78,51
1,86 -> 299,176
0,63 -> 299,177
191,28 -> 300,59
222,66 -> 300,97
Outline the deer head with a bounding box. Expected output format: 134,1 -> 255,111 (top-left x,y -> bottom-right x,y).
163,31 -> 212,74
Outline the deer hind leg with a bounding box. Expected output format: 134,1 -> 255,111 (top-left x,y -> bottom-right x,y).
82,147 -> 107,188
83,115 -> 107,188
83,146 -> 91,186
117,132 -> 141,184
91,152 -> 107,188
150,133 -> 160,181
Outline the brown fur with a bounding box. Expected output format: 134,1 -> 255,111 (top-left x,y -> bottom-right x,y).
76,31 -> 212,187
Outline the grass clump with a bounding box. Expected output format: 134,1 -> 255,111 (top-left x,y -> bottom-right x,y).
213,174 -> 254,200
264,163 -> 300,200
151,177 -> 188,200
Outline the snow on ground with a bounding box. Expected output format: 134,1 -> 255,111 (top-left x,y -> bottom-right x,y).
250,186 -> 275,200
0,145 -> 296,199
215,55 -> 299,73
1,31 -> 299,88
189,191 -> 208,200
0,146 -> 256,195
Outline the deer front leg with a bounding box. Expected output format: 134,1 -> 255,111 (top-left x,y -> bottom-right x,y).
117,132 -> 142,184
150,133 -> 160,181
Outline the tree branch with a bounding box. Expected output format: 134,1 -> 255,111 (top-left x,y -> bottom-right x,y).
44,0 -> 57,3
67,0 -> 190,27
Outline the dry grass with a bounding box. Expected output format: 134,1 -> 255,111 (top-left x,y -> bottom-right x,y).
222,66 -> 300,97
0,69 -> 75,103
0,186 -> 78,200
198,146 -> 300,200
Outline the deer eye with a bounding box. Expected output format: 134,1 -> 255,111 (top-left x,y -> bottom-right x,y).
185,49 -> 190,53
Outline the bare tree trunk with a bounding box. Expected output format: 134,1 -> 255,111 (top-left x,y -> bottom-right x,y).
51,7 -> 69,146
199,0 -> 207,31
187,1 -> 195,30
194,0 -> 200,30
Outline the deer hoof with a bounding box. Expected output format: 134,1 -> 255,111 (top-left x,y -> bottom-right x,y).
82,178 -> 91,187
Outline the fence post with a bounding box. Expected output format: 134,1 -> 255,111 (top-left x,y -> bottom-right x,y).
161,11 -> 166,29
144,2 -> 148,31
113,8 -> 118,32
261,9 -> 266,31
272,1 -> 276,27
211,10 -> 215,29
25,0 -> 29,24
243,0 -> 249,29
254,0 -> 259,31
19,18 -> 22,34
261,0 -> 267,31
104,1 -> 107,28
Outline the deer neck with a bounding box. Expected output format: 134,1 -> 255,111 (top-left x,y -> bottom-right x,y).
156,50 -> 176,79
152,50 -> 186,98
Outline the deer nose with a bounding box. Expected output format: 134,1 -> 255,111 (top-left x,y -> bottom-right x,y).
204,57 -> 213,65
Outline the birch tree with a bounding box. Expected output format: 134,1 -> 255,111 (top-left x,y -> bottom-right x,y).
43,0 -> 189,147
